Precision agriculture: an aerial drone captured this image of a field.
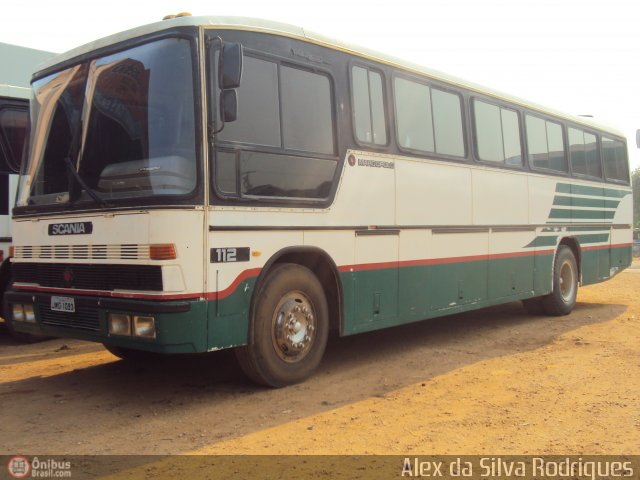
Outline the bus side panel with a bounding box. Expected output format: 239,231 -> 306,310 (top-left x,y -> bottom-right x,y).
472,168 -> 533,300
352,234 -> 399,327
395,159 -> 472,226
533,248 -> 554,296
487,234 -> 535,299
206,230 -> 303,350
397,230 -> 429,322
610,228 -> 633,273
609,192 -> 633,276
528,176 -> 557,296
427,231 -> 488,312
580,245 -> 602,285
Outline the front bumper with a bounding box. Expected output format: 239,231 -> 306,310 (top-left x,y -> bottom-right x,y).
5,290 -> 208,353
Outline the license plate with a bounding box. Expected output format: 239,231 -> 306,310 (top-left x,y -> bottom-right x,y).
51,296 -> 75,313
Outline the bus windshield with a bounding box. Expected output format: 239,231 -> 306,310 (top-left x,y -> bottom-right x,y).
16,37 -> 197,209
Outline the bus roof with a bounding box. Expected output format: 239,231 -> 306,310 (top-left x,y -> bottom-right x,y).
0,42 -> 55,91
0,84 -> 30,100
36,15 -> 625,138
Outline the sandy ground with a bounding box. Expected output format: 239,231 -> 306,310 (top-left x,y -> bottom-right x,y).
1,265 -> 639,459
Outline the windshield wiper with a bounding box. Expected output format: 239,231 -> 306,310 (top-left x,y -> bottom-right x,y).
64,155 -> 111,208
63,81 -> 111,209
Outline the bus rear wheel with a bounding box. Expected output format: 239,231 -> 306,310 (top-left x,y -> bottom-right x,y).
541,245 -> 578,316
235,263 -> 329,388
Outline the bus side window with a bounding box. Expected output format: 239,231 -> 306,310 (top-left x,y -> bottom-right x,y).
394,76 -> 465,158
525,114 -> 567,173
473,99 -> 522,166
351,65 -> 387,146
0,106 -> 28,174
568,127 -> 601,179
394,77 -> 434,153
602,136 -> 629,183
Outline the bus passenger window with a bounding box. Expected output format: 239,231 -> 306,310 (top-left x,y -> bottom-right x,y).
526,115 -> 566,172
569,127 -> 601,178
602,137 -> 629,182
473,100 -> 522,165
394,77 -> 465,158
394,77 -> 434,152
432,89 -> 464,157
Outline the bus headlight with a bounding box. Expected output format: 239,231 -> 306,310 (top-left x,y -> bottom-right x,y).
108,313 -> 131,336
133,316 -> 156,338
23,305 -> 36,323
12,304 -> 25,322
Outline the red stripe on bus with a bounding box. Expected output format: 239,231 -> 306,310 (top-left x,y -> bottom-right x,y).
12,243 -> 631,301
203,267 -> 263,301
583,242 -> 632,252
12,285 -> 203,300
338,249 -> 555,272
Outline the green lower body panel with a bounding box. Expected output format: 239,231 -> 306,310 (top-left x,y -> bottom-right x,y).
581,244 -> 632,286
341,252 -> 555,335
6,291 -> 210,354
207,277 -> 257,350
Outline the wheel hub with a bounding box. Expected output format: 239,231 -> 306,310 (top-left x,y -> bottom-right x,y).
272,293 -> 316,362
559,260 -> 576,302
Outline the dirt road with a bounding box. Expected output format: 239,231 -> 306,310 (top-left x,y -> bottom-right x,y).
1,266 -> 638,455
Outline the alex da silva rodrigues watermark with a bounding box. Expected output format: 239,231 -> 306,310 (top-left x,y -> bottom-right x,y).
401,457 -> 635,479
7,457 -> 72,479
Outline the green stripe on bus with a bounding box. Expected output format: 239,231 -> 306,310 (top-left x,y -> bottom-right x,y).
555,183 -> 629,198
575,233 -> 610,244
552,196 -> 621,208
549,209 -> 616,220
567,226 -> 611,232
524,236 -> 558,248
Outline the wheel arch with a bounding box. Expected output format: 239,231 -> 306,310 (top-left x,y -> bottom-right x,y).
251,246 -> 344,337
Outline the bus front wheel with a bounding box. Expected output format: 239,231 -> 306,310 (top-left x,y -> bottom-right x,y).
235,263 -> 329,388
541,245 -> 578,316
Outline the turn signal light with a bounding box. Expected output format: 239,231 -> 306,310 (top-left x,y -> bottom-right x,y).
150,243 -> 177,260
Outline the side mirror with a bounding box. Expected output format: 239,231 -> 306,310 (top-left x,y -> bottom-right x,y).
219,42 -> 243,90
636,129 -> 640,149
220,90 -> 238,123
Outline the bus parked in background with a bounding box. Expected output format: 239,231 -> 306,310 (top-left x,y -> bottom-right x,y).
6,16 -> 632,385
0,42 -> 55,339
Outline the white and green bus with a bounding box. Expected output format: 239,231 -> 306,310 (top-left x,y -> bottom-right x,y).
6,16 -> 631,386
0,42 -> 54,339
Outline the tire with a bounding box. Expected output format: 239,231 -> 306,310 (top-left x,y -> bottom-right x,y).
522,297 -> 545,315
103,344 -> 161,362
541,245 -> 578,316
235,263 -> 329,387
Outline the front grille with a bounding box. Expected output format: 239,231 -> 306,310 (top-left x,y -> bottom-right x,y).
13,263 -> 163,292
40,304 -> 101,331
14,244 -> 154,260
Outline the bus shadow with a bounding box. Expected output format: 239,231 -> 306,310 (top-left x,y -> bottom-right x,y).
0,299 -> 626,454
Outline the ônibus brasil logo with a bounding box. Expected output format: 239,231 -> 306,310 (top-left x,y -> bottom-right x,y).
7,456 -> 30,479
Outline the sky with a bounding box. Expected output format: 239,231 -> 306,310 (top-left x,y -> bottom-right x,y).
2,0 -> 639,170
